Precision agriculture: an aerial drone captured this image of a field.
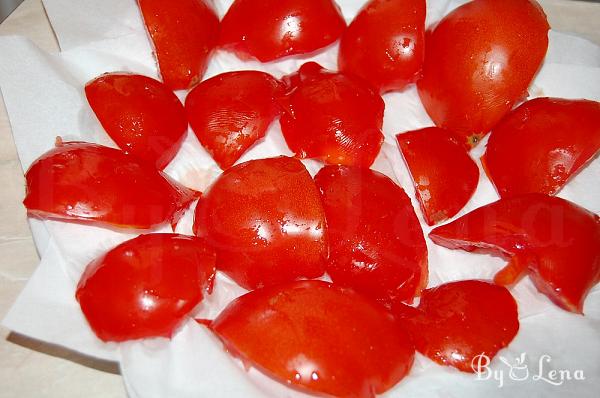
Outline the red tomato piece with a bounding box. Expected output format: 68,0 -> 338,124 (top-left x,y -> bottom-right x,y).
429,194 -> 600,314
138,0 -> 219,90
77,233 -> 216,342
23,142 -> 197,229
85,73 -> 188,170
338,0 -> 425,93
185,71 -> 285,170
482,97 -> 600,197
314,166 -> 428,307
219,0 -> 346,62
193,157 -> 327,290
417,0 -> 549,148
397,127 -> 479,225
279,62 -> 385,167
211,280 -> 415,398
395,280 -> 519,373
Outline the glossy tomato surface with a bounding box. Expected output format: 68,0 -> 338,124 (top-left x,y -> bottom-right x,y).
338,0 -> 425,93
23,142 -> 197,229
314,166 -> 428,307
211,280 -> 415,398
193,157 -> 327,290
397,127 -> 479,225
482,97 -> 600,197
85,73 -> 188,169
185,71 -> 285,170
430,194 -> 600,313
138,0 -> 219,90
417,0 -> 549,148
77,233 -> 216,342
280,62 -> 384,167
219,0 -> 346,62
395,280 -> 519,373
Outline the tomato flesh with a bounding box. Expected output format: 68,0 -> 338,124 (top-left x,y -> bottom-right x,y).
211,280 -> 415,398
397,127 -> 479,225
185,71 -> 285,170
85,73 -> 187,170
338,0 -> 425,93
280,62 -> 384,167
77,233 -> 216,342
23,142 -> 197,230
429,194 -> 600,313
138,0 -> 219,90
314,165 -> 428,307
417,0 -> 549,148
193,157 -> 327,290
482,97 -> 600,197
219,0 -> 346,62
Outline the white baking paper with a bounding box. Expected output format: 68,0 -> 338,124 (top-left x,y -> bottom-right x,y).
1,0 -> 599,396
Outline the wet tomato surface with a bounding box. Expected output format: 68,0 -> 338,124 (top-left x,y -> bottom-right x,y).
211,280 -> 415,398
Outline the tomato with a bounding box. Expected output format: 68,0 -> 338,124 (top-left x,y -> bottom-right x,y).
211,280 -> 415,398
193,156 -> 327,290
185,71 -> 285,170
397,127 -> 479,225
77,233 -> 216,342
219,0 -> 346,62
338,0 -> 425,93
429,194 -> 600,314
482,97 -> 600,197
85,73 -> 188,170
314,166 -> 428,307
279,62 -> 384,167
138,0 -> 219,90
417,0 -> 549,148
23,142 -> 197,230
394,280 -> 519,373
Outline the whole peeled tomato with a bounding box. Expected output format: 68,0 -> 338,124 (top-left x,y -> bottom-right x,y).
314,165 -> 428,307
338,0 -> 425,93
219,0 -> 346,62
77,233 -> 216,342
482,97 -> 600,197
211,280 -> 415,398
397,127 -> 479,225
395,280 -> 519,373
185,71 -> 285,170
23,142 -> 197,230
85,73 -> 188,170
193,156 -> 327,290
138,0 -> 219,90
429,194 -> 600,314
417,0 -> 549,148
280,62 -> 385,167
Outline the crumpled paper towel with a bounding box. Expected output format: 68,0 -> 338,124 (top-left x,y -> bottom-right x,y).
0,0 -> 599,396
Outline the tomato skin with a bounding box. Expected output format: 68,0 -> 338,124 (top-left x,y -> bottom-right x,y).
482,97 -> 600,197
395,280 -> 519,373
76,233 -> 216,342
211,280 -> 415,398
280,62 -> 385,167
417,0 -> 549,148
185,71 -> 285,170
219,0 -> 346,62
23,142 -> 197,230
85,73 -> 188,170
138,0 -> 219,90
397,127 -> 479,225
338,0 -> 425,93
314,166 -> 428,307
429,194 -> 600,314
193,157 -> 327,290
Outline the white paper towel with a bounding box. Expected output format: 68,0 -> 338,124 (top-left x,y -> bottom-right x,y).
1,0 -> 599,396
